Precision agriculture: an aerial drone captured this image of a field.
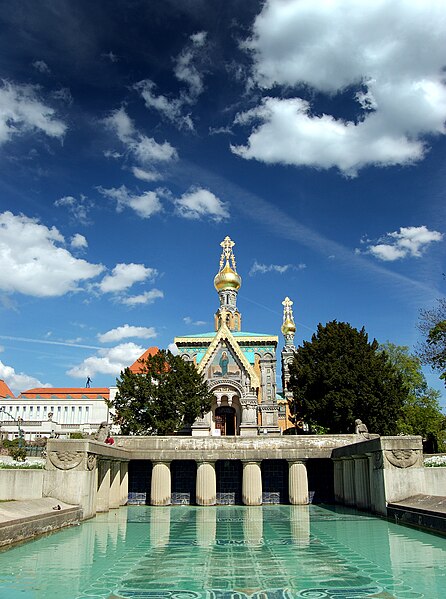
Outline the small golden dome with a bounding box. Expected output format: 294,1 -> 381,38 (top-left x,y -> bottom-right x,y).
281,318 -> 296,336
214,260 -> 242,291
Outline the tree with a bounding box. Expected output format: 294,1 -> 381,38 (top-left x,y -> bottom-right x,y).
288,321 -> 407,435
418,298 -> 446,384
108,350 -> 213,435
379,342 -> 446,451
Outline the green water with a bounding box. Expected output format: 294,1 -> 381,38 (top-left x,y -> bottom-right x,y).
0,505 -> 445,598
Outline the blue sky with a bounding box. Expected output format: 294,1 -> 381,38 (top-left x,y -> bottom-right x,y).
0,0 -> 445,407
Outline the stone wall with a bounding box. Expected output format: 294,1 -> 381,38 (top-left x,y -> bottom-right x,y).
0,470 -> 44,500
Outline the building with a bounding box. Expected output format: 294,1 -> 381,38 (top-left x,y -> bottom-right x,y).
174,236 -> 297,436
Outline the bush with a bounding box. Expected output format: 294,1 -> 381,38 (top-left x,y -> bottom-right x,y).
9,446 -> 27,462
69,432 -> 84,439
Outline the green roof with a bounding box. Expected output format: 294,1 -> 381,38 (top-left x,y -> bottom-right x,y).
178,331 -> 274,339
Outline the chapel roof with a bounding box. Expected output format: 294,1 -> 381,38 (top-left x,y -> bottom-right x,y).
128,346 -> 159,373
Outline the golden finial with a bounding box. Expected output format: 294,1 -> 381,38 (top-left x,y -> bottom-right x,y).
214,236 -> 241,291
281,296 -> 296,336
219,236 -> 237,272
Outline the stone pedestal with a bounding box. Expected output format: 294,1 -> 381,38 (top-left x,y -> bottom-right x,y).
333,458 -> 344,503
151,461 -> 171,506
196,461 -> 216,505
288,460 -> 309,505
242,461 -> 262,505
109,461 -> 121,509
120,462 -> 128,506
97,459 -> 111,513
354,456 -> 371,510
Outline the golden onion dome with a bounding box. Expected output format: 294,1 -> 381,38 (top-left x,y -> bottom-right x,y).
214,260 -> 242,291
281,318 -> 296,336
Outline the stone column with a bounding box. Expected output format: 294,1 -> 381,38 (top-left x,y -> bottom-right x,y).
97,459 -> 111,512
288,460 -> 309,505
120,462 -> 128,506
150,461 -> 171,506
342,457 -> 356,506
333,458 -> 344,504
196,461 -> 216,506
242,460 -> 262,505
354,456 -> 371,510
109,461 -> 121,509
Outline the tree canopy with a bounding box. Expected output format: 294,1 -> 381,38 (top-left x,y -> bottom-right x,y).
418,298 -> 446,385
108,350 -> 213,435
379,342 -> 445,452
288,321 -> 408,435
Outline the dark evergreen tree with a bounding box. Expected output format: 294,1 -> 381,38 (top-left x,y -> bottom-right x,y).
288,321 -> 408,434
108,350 -> 213,435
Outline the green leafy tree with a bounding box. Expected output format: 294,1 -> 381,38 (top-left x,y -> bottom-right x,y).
418,298 -> 446,384
108,350 -> 213,435
288,321 -> 407,434
379,342 -> 446,451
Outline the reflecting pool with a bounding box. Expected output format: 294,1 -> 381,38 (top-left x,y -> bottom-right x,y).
0,505 -> 445,598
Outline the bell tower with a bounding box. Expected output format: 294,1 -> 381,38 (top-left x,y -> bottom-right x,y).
213,236 -> 242,331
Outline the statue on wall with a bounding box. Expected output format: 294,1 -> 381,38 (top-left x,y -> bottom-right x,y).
355,419 -> 370,439
94,421 -> 110,442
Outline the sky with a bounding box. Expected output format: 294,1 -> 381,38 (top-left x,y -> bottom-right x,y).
0,0 -> 445,407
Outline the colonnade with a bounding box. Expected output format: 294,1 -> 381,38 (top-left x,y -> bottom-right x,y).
97,459 -> 129,512
150,459 -> 308,506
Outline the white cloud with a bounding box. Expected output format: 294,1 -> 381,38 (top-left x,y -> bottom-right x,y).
52,87 -> 73,104
120,289 -> 164,306
98,185 -> 163,219
0,211 -> 103,297
134,80 -> 193,131
102,51 -> 118,63
98,263 -> 157,294
174,187 -> 229,222
0,80 -> 66,146
71,233 -> 88,249
67,342 -> 145,378
32,60 -> 51,74
54,195 -> 92,225
131,166 -> 162,182
104,107 -> 177,165
183,316 -> 206,326
174,31 -> 207,100
235,0 -> 446,175
98,324 -> 157,344
249,261 -> 306,276
0,359 -> 51,395
366,225 -> 443,261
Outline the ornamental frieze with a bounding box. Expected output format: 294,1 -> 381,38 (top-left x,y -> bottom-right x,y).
49,450 -> 85,470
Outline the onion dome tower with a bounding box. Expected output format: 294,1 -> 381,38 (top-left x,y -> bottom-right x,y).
281,297 -> 296,403
214,236 -> 242,331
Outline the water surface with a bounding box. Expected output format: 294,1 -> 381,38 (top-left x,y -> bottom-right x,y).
0,505 -> 445,598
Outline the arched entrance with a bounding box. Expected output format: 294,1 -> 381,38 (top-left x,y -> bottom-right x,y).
215,405 -> 236,436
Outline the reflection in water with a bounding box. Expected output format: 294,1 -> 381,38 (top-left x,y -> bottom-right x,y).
0,505 -> 444,599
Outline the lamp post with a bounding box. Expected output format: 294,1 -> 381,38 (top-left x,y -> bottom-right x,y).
0,407 -> 24,447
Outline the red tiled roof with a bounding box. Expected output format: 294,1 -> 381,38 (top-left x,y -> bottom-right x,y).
0,379 -> 14,398
128,346 -> 159,373
19,387 -> 109,400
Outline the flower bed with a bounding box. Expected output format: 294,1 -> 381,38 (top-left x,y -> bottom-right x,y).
424,455 -> 446,468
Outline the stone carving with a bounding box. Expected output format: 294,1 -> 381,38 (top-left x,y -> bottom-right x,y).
373,451 -> 383,470
94,421 -> 110,442
49,450 -> 84,470
87,453 -> 97,471
384,449 -> 419,468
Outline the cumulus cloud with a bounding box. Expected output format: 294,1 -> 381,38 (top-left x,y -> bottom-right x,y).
98,263 -> 157,294
365,225 -> 443,261
0,81 -> 66,146
120,289 -> 164,306
70,233 -> 88,249
98,185 -> 163,219
249,261 -> 306,276
174,187 -> 229,222
0,211 -> 103,297
235,0 -> 446,175
0,359 -> 51,395
67,342 -> 145,378
54,194 -> 92,225
104,107 -> 177,167
98,324 -> 157,344
134,31 -> 208,131
131,166 -> 162,182
183,316 -> 206,326
32,60 -> 51,74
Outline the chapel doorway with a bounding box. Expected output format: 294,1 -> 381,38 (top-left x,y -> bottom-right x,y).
215,406 -> 236,436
